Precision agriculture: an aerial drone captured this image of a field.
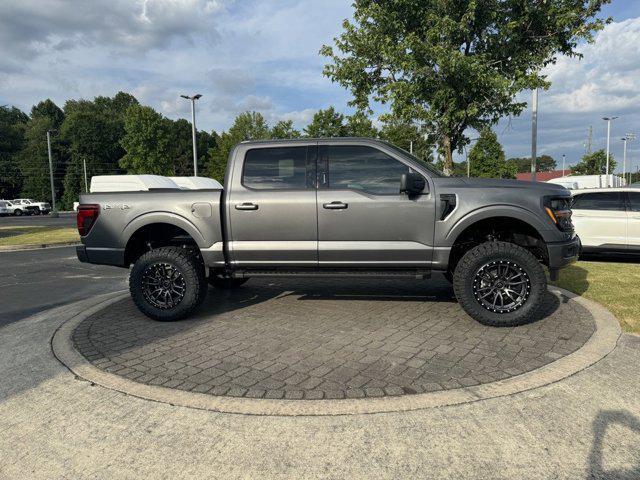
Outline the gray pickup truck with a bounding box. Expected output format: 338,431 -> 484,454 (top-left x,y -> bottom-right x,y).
77,138 -> 579,326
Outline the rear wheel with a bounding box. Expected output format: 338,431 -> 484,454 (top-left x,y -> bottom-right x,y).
453,241 -> 546,327
14,209 -> 22,216
130,246 -> 207,321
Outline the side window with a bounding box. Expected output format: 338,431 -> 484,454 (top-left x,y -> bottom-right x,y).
242,146 -> 313,190
628,192 -> 640,212
325,145 -> 410,195
572,192 -> 626,211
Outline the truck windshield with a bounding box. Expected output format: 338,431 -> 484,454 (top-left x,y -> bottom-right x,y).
383,143 -> 444,177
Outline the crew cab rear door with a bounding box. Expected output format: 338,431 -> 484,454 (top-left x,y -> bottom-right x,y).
226,142 -> 318,267
316,142 -> 435,267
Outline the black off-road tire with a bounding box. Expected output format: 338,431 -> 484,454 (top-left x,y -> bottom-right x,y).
130,246 -> 207,322
208,276 -> 249,289
452,241 -> 546,327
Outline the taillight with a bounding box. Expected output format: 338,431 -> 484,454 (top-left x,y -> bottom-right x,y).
77,204 -> 100,236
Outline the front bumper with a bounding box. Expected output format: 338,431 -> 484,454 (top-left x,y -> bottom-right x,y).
547,235 -> 580,270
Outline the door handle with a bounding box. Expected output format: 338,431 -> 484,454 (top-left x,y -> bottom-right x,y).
323,201 -> 348,210
235,203 -> 259,211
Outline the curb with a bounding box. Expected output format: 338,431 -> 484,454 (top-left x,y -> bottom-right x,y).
0,242 -> 80,252
51,287 -> 621,417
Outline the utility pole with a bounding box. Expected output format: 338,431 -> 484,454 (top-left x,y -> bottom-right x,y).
180,94 -> 203,176
83,157 -> 89,192
530,89 -> 538,182
587,125 -> 593,154
409,140 -> 413,154
466,137 -> 480,178
603,116 -> 618,187
562,154 -> 566,177
46,130 -> 58,218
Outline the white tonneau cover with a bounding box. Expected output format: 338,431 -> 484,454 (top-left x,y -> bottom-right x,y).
90,175 -> 222,193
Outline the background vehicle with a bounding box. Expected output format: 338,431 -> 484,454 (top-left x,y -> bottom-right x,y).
548,174 -> 626,189
76,138 -> 579,327
11,199 -> 51,215
571,187 -> 640,255
0,200 -> 13,216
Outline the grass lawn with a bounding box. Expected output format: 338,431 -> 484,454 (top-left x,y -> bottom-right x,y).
552,260 -> 640,334
0,226 -> 80,247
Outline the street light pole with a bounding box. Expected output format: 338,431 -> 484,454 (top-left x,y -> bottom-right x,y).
465,137 -> 480,178
562,154 -> 566,177
46,130 -> 58,218
530,88 -> 538,182
602,116 -> 618,187
180,94 -> 203,176
624,133 -> 636,185
83,157 -> 89,192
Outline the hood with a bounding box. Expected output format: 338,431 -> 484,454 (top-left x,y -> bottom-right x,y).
457,177 -> 569,195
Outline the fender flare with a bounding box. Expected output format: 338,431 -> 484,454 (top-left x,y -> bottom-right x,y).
122,212 -> 208,249
444,205 -> 554,246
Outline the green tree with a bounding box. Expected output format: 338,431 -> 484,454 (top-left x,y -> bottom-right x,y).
0,106 -> 29,198
18,116 -> 58,201
571,149 -> 614,175
304,107 -> 347,137
378,116 -> 431,161
271,120 -> 301,139
345,111 -> 378,137
31,99 -> 65,128
507,155 -> 557,173
120,105 -> 175,175
468,129 -> 515,179
60,93 -> 138,208
321,0 -> 609,174
206,112 -> 271,181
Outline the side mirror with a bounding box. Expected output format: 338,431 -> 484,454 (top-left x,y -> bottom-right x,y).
400,172 -> 426,196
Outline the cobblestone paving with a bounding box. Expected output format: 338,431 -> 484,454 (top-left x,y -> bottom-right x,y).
73,277 -> 595,400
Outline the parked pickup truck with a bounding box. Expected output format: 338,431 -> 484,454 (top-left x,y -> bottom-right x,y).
77,138 -> 579,326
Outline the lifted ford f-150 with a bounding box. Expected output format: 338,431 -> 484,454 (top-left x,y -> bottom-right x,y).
77,138 -> 579,326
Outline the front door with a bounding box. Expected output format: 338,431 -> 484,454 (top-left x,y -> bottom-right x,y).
227,144 -> 318,267
571,191 -> 627,249
316,144 -> 435,267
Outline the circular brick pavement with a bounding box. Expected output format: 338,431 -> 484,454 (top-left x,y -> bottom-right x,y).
72,277 -> 595,401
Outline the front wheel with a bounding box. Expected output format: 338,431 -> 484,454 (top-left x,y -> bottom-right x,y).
130,247 -> 207,321
14,209 -> 22,216
453,241 -> 546,327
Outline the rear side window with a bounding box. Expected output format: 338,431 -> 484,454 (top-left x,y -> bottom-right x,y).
323,145 -> 410,195
242,146 -> 314,189
572,192 -> 626,211
628,192 -> 640,212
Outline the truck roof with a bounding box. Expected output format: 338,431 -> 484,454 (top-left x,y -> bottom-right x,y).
239,136 -> 392,146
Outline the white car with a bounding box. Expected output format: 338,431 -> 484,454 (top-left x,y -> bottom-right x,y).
571,187 -> 640,254
11,198 -> 51,215
0,200 -> 14,216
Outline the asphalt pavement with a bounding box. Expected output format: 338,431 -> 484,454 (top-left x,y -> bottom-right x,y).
0,246 -> 128,326
0,211 -> 76,227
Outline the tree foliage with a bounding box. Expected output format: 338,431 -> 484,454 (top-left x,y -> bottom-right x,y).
271,120 -> 301,139
206,112 -> 271,181
378,116 -> 431,161
304,107 -> 348,137
571,149 -> 615,175
468,129 -> 515,179
0,106 -> 29,198
507,155 -> 557,174
120,105 -> 175,175
321,0 -> 610,173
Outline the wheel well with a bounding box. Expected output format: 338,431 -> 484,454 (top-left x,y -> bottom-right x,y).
448,217 -> 547,273
124,223 -> 199,266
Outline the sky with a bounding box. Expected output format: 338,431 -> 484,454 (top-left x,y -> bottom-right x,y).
1,0 -> 639,172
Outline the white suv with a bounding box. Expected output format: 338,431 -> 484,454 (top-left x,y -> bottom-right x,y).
11,199 -> 51,215
571,187 -> 640,254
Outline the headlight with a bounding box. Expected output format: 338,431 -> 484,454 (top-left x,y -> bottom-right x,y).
544,197 -> 573,232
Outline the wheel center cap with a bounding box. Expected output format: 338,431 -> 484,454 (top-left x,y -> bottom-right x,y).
495,281 -> 505,289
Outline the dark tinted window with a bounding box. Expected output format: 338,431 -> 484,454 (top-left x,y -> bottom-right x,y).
243,146 -> 313,189
628,192 -> 640,212
572,192 -> 626,211
326,145 -> 409,194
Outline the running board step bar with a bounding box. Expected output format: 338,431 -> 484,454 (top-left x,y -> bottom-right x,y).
231,269 -> 431,279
